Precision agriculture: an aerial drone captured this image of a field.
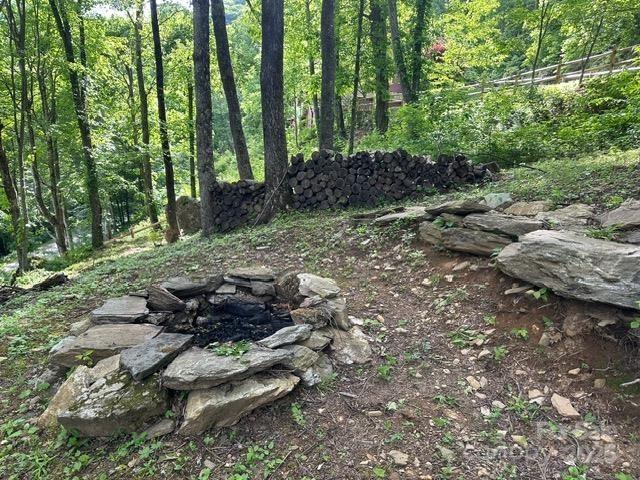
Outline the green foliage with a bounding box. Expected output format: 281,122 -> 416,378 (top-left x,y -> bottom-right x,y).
208,340 -> 251,358
290,402 -> 306,427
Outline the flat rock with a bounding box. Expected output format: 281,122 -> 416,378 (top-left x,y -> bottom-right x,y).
57,370 -> 167,436
299,295 -> 350,330
599,198 -> 640,230
441,227 -> 512,256
143,418 -> 175,438
90,296 -> 149,324
534,204 -> 596,231
162,345 -> 291,390
146,286 -> 186,312
503,201 -> 553,216
69,318 -> 93,336
425,199 -> 492,216
215,283 -> 237,294
251,281 -> 276,297
291,308 -> 327,329
278,344 -> 319,372
496,230 -> 640,309
388,450 -> 409,466
463,212 -> 545,238
297,353 -> 334,387
418,221 -> 444,245
120,333 -> 193,381
617,229 -> 640,244
373,206 -> 433,225
160,277 -> 208,298
257,324 -> 312,349
297,273 -> 340,299
50,324 -> 162,367
551,393 -> 580,418
226,267 -> 275,282
483,193 -> 512,209
178,373 -> 299,435
297,329 -> 333,350
329,327 -> 372,365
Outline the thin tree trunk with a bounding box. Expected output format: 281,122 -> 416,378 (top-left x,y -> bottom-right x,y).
149,0 -> 179,242
410,0 -> 429,97
531,0 -> 553,87
211,0 -> 254,180
260,0 -> 290,220
0,123 -> 23,272
388,0 -> 412,103
48,0 -> 103,248
319,0 -> 336,150
134,0 -> 159,225
193,0 -> 217,236
187,81 -> 197,198
579,14 -> 605,85
304,0 -> 320,129
348,0 -> 365,155
370,0 -> 389,133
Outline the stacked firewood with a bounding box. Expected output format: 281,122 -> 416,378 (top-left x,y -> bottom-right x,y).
211,180 -> 265,232
287,149 -> 489,210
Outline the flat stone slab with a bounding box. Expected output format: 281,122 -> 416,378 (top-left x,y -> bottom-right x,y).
146,286 -> 186,312
50,324 -> 162,367
419,221 -> 444,245
120,333 -> 194,381
297,329 -> 333,350
278,344 -> 319,372
91,295 -> 149,324
463,212 -> 545,238
496,230 -> 640,309
226,267 -> 275,282
503,201 -> 552,216
373,206 -> 433,225
160,277 -> 208,298
297,273 -> 341,298
57,370 -> 167,437
534,204 -> 596,231
179,373 -> 299,435
599,199 -> 640,230
329,327 -> 373,365
441,227 -> 513,256
163,345 -> 292,390
257,324 -> 312,349
425,199 -> 492,216
483,193 -> 512,209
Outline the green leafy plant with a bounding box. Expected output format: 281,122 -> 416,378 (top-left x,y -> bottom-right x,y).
510,328 -> 529,341
290,402 -> 306,427
209,340 -> 251,358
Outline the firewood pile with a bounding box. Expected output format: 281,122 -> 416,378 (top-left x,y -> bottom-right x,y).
211,180 -> 265,232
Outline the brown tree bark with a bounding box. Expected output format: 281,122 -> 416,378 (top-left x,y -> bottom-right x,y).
409,0 -> 429,97
260,0 -> 290,220
149,0 -> 179,242
388,0 -> 413,103
370,0 -> 389,133
211,0 -> 254,180
304,0 -> 320,129
187,81 -> 197,198
0,123 -> 23,271
319,0 -> 336,150
348,0 -> 365,155
193,0 -> 217,236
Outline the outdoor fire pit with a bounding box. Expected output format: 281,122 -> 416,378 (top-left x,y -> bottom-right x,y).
39,267 -> 372,437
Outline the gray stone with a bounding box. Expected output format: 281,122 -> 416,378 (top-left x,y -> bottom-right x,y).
143,418 -> 175,438
223,276 -> 252,288
299,295 -> 350,330
90,296 -> 149,324
291,308 -> 327,329
257,324 -> 312,349
162,345 -> 292,390
496,230 -> 640,309
160,277 -> 208,298
439,213 -> 464,227
329,327 -> 373,365
418,221 -> 444,246
297,273 -> 341,298
373,206 -> 433,225
120,333 -> 194,381
278,344 -> 319,372
215,283 -> 237,294
251,281 -> 276,297
297,329 -> 333,350
37,366 -> 94,427
50,324 -> 162,367
57,370 -> 167,436
226,267 -> 275,282
599,199 -> 640,230
275,270 -> 302,304
463,212 -> 545,238
441,227 -> 512,256
178,373 -> 299,435
483,193 -> 512,209
176,195 -> 201,234
535,204 -> 596,232
503,201 -> 553,216
69,318 -> 93,336
617,229 -> 640,244
425,199 -> 492,216
297,353 -> 334,387
146,286 -> 186,312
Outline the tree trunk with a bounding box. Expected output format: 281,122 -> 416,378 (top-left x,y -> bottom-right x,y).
149,0 -> 179,242
193,0 -> 217,236
410,0 -> 429,97
0,123 -> 24,272
319,0 -> 336,150
348,0 -> 365,155
134,0 -> 159,225
579,14 -> 605,85
370,0 -> 389,133
260,0 -> 290,221
48,0 -> 103,248
531,0 -> 553,87
304,0 -> 320,129
211,0 -> 254,180
387,0 -> 412,103
187,81 -> 197,198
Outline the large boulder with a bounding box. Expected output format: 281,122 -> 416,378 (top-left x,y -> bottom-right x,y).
441,228 -> 512,256
176,195 -> 201,234
599,199 -> 640,230
90,295 -> 149,324
496,230 -> 640,309
178,373 -> 299,435
120,333 -> 194,381
162,345 -> 291,390
50,324 -> 162,367
462,212 -> 545,239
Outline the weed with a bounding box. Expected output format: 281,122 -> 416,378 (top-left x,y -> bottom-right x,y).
493,345 -> 508,361
483,315 -> 497,326
208,340 -> 250,358
290,402 -> 306,427
562,465 -> 588,480
529,287 -> 549,302
433,394 -> 459,407
448,326 -> 485,348
510,328 -> 529,341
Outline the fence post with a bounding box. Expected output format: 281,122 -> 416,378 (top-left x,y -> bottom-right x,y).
609,45 -> 618,73
555,58 -> 563,83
